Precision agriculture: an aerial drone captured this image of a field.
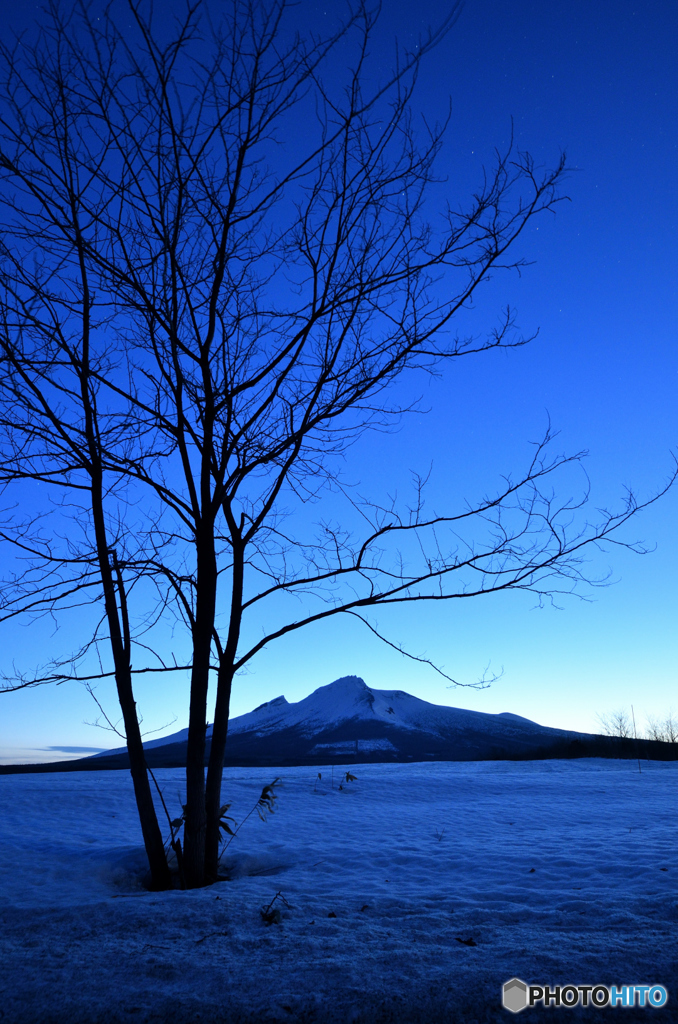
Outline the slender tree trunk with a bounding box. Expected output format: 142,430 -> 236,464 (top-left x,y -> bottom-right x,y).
116,667 -> 172,890
90,527 -> 170,888
91,519 -> 170,890
68,203 -> 170,890
204,542 -> 243,882
182,532 -> 218,888
108,552 -> 172,890
204,661 -> 235,882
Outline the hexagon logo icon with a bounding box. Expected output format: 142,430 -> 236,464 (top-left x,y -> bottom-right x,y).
503,978 -> 528,1013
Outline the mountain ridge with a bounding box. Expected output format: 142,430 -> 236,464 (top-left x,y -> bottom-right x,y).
4,676 -> 676,773
85,674 -> 586,767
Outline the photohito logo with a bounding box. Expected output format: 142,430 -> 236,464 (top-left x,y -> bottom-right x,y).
502,979 -> 668,1013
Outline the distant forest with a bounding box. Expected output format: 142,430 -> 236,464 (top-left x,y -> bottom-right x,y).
2,733 -> 677,776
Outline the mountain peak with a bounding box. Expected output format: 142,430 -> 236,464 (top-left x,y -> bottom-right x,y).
252,695 -> 288,712
88,673 -> 584,766
324,675 -> 368,690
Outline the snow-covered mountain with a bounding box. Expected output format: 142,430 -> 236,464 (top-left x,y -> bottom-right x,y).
92,675 -> 585,767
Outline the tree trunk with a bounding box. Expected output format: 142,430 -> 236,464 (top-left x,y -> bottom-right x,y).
107,552 -> 171,890
204,662 -> 235,882
97,545 -> 170,890
92,543 -> 170,889
117,672 -> 172,890
69,206 -> 171,891
204,540 -> 243,882
182,534 -> 218,888
90,493 -> 171,890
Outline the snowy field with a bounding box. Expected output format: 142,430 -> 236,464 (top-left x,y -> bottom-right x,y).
1,759 -> 676,1024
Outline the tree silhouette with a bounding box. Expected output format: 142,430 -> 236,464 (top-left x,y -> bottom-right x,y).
0,0 -> 671,887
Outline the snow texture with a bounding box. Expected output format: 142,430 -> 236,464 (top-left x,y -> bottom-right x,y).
1,759 -> 676,1023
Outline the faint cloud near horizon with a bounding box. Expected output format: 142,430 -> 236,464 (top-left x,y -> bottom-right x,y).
0,745 -> 112,765
44,746 -> 109,754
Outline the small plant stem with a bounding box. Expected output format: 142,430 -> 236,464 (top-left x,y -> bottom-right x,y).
218,802 -> 258,863
146,763 -> 174,836
216,780 -> 279,866
147,763 -> 185,888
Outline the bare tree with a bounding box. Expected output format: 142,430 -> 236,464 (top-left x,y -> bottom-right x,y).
0,97 -> 174,886
597,709 -> 633,741
646,712 -> 678,744
0,0 -> 673,888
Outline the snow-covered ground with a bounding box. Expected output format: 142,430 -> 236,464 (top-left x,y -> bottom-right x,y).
1,759 -> 676,1023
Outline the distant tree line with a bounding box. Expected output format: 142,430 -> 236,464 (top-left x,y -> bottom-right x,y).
597,708 -> 678,745
514,709 -> 678,763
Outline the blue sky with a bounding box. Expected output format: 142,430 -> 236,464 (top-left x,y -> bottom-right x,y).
1,0 -> 676,762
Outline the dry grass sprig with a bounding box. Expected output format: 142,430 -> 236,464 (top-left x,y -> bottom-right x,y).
260,890 -> 292,926
217,778 -> 282,865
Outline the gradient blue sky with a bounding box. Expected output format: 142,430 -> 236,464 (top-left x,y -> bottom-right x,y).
1,0 -> 676,763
